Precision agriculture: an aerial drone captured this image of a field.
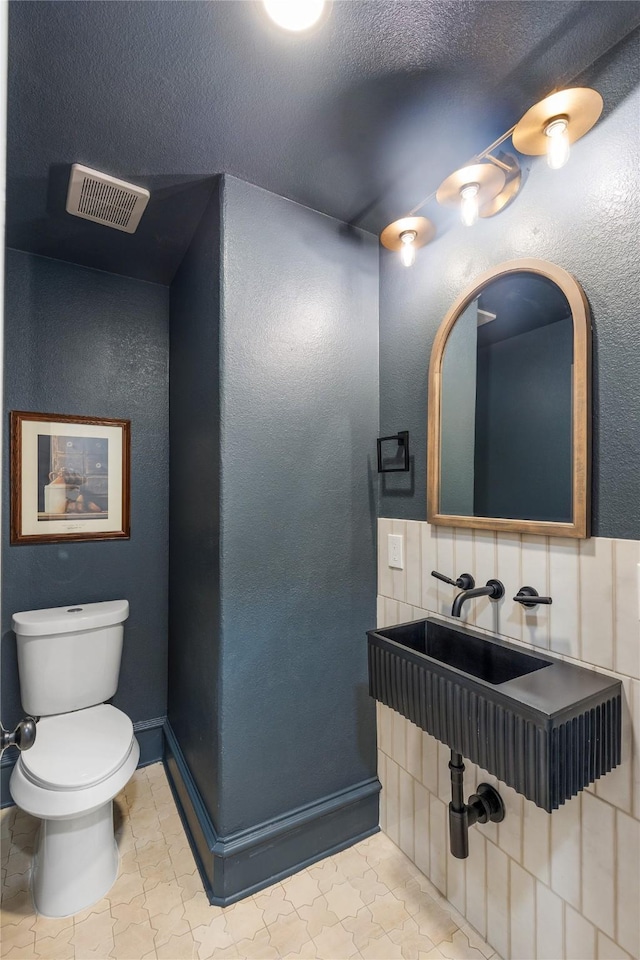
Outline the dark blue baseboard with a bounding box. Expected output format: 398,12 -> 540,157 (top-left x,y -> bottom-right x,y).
163,721 -> 380,906
0,715 -> 166,807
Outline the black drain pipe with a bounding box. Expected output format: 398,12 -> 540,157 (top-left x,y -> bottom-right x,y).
448,751 -> 505,858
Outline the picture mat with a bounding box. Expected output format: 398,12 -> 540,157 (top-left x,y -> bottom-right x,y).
21,420 -> 124,536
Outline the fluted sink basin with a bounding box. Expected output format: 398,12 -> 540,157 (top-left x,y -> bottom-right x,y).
379,618 -> 550,685
368,616 -> 622,811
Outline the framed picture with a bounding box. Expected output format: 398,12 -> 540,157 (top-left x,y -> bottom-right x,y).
10,411 -> 130,544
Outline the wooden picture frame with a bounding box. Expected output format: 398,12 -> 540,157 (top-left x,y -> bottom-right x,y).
427,258 -> 591,538
10,411 -> 131,544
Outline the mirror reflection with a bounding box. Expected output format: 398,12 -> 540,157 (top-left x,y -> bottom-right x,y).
440,272 -> 573,523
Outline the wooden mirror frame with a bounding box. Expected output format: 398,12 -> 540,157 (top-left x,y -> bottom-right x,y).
427,258 -> 591,538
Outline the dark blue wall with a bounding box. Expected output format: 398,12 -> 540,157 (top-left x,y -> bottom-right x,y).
168,174 -> 379,845
218,176 -> 379,835
168,179 -> 222,825
2,251 -> 169,734
379,33 -> 640,540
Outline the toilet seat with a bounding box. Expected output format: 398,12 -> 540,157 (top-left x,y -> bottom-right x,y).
21,704 -> 134,791
10,706 -> 139,821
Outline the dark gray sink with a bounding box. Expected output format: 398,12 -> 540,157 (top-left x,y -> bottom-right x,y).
382,618 -> 550,685
368,616 -> 622,811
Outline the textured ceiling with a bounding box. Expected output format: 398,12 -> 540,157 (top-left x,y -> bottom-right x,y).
7,0 -> 640,283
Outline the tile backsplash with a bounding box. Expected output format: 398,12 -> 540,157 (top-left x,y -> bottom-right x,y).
376,519 -> 640,960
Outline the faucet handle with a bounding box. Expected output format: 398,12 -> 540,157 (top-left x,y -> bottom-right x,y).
514,586 -> 553,608
431,571 -> 475,591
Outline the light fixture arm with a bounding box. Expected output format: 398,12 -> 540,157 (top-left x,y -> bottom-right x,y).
485,153 -> 515,173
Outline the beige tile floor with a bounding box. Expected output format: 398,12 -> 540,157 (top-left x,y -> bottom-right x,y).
1,763 -> 500,960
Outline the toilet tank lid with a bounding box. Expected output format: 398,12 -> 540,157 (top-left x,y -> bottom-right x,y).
12,600 -> 129,637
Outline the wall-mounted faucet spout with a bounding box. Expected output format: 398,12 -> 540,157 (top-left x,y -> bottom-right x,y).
451,579 -> 504,618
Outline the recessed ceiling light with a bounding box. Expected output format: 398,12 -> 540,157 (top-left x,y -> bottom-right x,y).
263,0 -> 326,32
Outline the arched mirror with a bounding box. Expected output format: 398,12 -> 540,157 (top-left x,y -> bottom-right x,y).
427,259 -> 591,538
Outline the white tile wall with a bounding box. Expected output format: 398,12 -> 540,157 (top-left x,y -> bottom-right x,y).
565,904 -> 596,960
376,520 -> 640,960
486,842 -> 509,959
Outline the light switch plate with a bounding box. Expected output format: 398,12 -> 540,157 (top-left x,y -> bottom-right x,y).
388,534 -> 404,569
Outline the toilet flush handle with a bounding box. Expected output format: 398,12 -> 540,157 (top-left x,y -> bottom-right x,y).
0,718 -> 37,757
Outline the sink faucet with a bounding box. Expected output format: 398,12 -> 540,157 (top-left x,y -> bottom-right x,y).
451,579 -> 504,618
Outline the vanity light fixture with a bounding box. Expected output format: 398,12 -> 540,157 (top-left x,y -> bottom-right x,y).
436,163 -> 506,227
379,86 -> 602,261
263,0 -> 326,32
380,216 -> 435,267
512,87 -> 603,170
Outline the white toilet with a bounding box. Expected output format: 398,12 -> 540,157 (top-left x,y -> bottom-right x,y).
9,600 -> 140,918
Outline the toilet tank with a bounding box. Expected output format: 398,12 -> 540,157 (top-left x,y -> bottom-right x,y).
12,600 -> 129,716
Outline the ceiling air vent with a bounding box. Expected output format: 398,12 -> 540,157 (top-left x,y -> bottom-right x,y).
66,163 -> 150,233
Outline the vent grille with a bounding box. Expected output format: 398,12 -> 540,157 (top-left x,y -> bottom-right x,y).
66,164 -> 150,234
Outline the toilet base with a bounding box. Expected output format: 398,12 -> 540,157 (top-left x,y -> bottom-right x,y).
33,801 -> 119,917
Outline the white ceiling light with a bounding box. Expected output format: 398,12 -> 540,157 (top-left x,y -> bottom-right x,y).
263,0 -> 326,32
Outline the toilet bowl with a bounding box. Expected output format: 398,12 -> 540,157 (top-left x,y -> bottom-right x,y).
9,600 -> 138,917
